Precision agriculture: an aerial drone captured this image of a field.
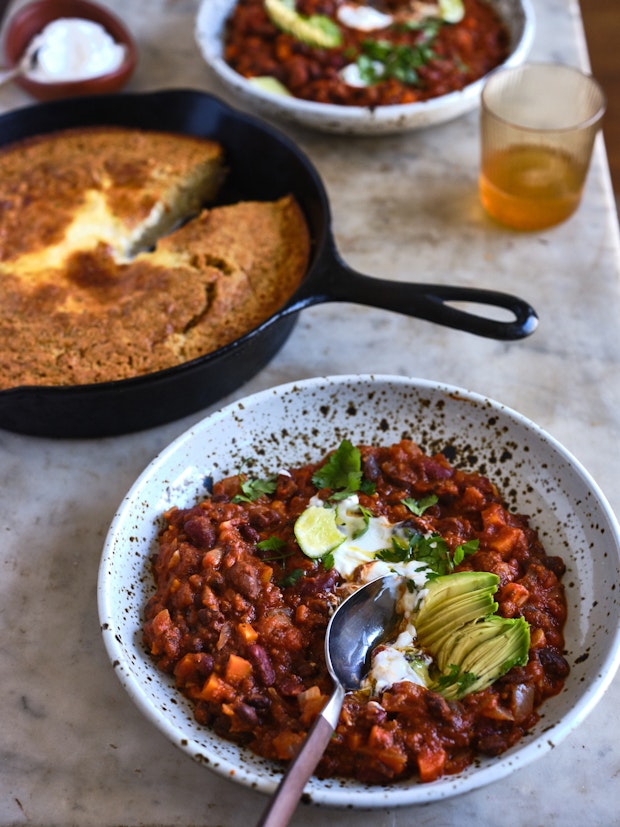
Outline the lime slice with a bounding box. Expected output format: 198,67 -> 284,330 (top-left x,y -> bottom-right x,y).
248,76 -> 292,97
439,0 -> 465,23
294,505 -> 345,558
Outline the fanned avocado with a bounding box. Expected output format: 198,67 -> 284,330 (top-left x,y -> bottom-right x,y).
414,571 -> 530,699
432,616 -> 530,700
415,571 -> 499,652
264,0 -> 342,48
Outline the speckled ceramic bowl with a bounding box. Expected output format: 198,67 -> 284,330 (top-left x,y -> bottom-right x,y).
98,375 -> 620,807
195,0 -> 535,135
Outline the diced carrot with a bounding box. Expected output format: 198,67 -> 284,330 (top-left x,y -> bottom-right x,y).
368,725 -> 393,750
237,622 -> 258,644
295,604 -> 309,623
260,565 -> 273,584
417,746 -> 447,783
225,653 -> 252,683
345,732 -> 363,751
198,673 -> 232,703
272,731 -> 305,761
490,526 -> 524,554
376,747 -> 408,775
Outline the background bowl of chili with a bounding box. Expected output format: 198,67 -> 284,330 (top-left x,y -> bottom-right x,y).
195,0 -> 535,134
99,374 -> 620,807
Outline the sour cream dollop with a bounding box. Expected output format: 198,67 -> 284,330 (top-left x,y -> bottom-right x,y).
26,18 -> 126,83
336,3 -> 393,31
339,60 -> 384,88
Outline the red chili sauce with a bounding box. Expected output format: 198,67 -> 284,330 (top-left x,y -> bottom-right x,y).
143,440 -> 568,784
223,0 -> 511,107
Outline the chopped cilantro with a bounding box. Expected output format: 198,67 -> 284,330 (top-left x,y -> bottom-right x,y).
278,568 -> 305,588
453,539 -> 480,566
233,474 -> 278,503
257,536 -> 286,552
377,535 -> 411,564
352,504 -> 373,539
357,37 -> 436,86
402,495 -> 438,516
256,536 -> 294,562
312,439 -> 374,500
377,530 -> 479,574
434,664 -> 478,697
399,17 -> 442,39
322,550 -> 335,570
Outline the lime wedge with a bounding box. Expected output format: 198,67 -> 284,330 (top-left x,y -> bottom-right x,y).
294,505 -> 345,558
439,0 -> 465,23
248,76 -> 292,96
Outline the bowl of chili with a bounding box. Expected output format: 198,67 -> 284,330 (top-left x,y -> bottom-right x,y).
195,0 -> 535,134
98,374 -> 620,807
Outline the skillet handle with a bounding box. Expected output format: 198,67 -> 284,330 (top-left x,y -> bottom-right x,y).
294,260 -> 538,340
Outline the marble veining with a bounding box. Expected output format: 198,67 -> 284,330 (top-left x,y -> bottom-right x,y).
1,0 -> 619,825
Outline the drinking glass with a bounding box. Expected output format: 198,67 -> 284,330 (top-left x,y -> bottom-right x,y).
479,63 -> 606,231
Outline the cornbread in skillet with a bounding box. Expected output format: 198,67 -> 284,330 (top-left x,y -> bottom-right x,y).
0,127 -> 310,387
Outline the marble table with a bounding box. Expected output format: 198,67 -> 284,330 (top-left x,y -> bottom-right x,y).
1,0 -> 619,825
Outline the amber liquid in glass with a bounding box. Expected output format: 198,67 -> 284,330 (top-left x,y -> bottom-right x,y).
479,145 -> 585,231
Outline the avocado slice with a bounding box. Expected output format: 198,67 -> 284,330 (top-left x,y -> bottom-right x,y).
248,76 -> 292,97
418,592 -> 498,659
431,616 -> 530,699
413,571 -> 530,699
264,0 -> 343,48
415,571 -> 499,652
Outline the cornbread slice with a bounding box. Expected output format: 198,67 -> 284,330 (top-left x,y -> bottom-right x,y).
0,126 -> 226,265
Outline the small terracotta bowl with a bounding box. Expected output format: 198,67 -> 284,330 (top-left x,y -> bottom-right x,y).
3,0 -> 137,101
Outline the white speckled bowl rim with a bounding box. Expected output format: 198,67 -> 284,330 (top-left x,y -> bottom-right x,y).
195,0 -> 535,135
98,375 -> 620,807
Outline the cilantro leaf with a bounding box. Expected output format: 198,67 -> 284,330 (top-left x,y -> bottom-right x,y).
434,664 -> 478,697
256,536 -> 293,562
402,495 -> 438,516
452,539 -> 480,566
233,474 -> 278,503
376,530 -> 478,575
278,568 -> 304,588
352,504 -> 373,539
257,536 -> 286,552
312,440 -> 366,500
357,37 -> 436,87
322,551 -> 335,570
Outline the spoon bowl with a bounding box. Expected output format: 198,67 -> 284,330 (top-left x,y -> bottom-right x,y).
257,574 -> 400,827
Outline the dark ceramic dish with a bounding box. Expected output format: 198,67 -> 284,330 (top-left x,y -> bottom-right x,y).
0,89 -> 537,438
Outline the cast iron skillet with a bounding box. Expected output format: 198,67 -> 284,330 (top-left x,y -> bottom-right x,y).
0,89 -> 537,438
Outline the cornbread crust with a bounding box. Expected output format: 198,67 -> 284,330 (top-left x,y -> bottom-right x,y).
0,128 -> 310,388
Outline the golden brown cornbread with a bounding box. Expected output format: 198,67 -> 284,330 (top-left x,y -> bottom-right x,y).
0,128 -> 310,388
0,126 -> 227,262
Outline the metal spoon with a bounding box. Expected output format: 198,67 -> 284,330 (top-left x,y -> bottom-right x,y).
256,573 -> 400,827
0,42 -> 39,88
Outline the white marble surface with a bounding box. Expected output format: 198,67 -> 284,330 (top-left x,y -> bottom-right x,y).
1,0 -> 620,825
